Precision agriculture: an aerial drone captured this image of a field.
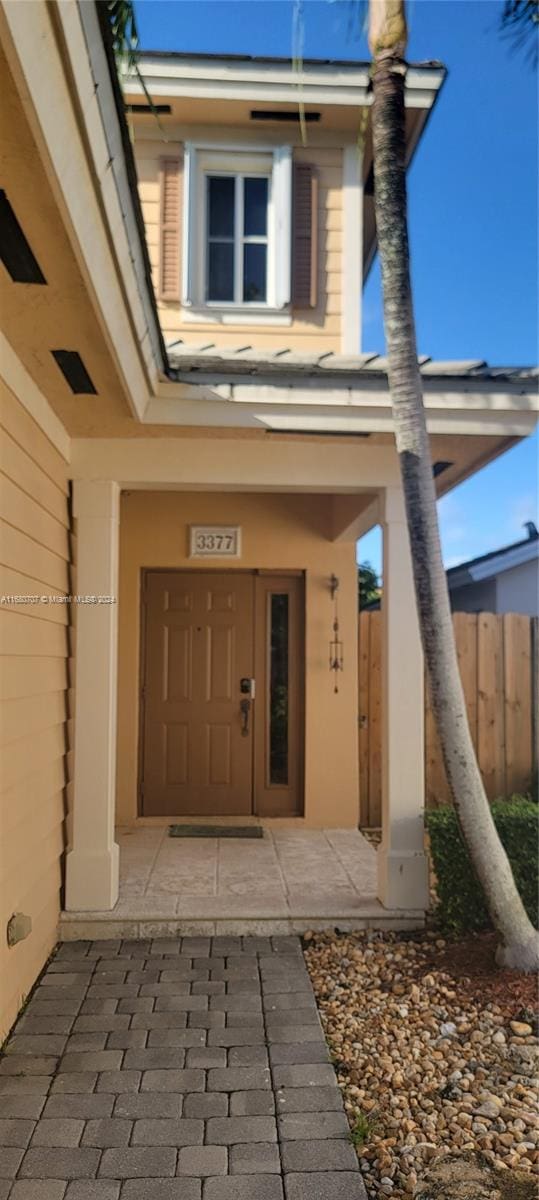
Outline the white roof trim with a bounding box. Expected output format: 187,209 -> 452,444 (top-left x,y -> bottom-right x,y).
470,539 -> 539,581
127,56 -> 444,109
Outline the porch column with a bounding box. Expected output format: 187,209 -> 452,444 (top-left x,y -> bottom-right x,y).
65,481 -> 120,911
378,486 -> 429,910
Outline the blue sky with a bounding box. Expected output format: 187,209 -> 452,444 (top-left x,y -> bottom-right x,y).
135,0 -> 538,576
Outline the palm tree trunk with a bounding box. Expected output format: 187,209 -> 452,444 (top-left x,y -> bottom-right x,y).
369,0 -> 538,970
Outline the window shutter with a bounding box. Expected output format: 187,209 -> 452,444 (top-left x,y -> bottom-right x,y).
291,163 -> 318,309
158,154 -> 183,302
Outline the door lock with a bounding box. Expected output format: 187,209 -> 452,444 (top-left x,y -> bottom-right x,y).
240,677 -> 256,698
240,697 -> 251,737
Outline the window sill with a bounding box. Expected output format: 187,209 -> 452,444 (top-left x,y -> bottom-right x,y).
180,305 -> 292,327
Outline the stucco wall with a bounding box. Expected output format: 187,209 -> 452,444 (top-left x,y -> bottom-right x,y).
449,558 -> 539,616
0,377 -> 70,1040
496,558 -> 539,616
117,490 -> 359,828
449,578 -> 497,613
134,134 -> 343,351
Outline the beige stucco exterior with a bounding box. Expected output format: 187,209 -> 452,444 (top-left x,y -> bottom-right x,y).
1,0 -> 537,1036
133,131 -> 345,351
116,489 -> 359,827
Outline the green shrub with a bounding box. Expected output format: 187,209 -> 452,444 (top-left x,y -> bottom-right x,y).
425,797 -> 539,934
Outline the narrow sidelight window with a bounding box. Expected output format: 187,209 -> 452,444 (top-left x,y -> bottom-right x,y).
269,593 -> 289,785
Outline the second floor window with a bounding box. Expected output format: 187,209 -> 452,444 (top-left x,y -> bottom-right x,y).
207,174 -> 269,304
182,144 -> 292,313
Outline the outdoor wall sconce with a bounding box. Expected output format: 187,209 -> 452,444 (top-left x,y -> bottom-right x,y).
329,574 -> 344,692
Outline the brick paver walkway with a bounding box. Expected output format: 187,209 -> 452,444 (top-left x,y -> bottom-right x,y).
0,937 -> 366,1199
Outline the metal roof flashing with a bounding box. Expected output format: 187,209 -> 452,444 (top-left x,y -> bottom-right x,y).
165,344 -> 539,388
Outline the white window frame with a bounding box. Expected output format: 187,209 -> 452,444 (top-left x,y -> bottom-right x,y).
182,142 -> 292,318
204,157 -> 272,307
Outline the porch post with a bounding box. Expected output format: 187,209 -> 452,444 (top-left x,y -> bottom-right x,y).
65,480 -> 120,911
378,486 -> 429,910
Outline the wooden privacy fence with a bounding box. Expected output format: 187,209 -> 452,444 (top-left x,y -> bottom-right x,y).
358,611 -> 539,828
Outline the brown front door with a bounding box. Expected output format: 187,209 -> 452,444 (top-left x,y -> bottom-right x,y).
140,571 -> 254,816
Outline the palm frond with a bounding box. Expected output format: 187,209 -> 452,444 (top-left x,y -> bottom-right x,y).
500,0 -> 539,65
106,0 -> 167,140
107,0 -> 139,71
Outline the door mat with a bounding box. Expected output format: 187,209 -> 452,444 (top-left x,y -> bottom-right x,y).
168,824 -> 264,839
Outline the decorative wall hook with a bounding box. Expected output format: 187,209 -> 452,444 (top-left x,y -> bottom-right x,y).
330,573 -> 340,599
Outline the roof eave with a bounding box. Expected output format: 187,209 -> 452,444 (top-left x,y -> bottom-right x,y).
93,4 -> 168,376
127,54 -> 446,110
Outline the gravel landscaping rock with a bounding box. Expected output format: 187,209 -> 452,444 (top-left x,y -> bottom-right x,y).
303,931 -> 539,1199
413,1150 -> 536,1198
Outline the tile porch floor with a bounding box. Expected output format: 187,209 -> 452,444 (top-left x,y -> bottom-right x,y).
60,828 -> 424,940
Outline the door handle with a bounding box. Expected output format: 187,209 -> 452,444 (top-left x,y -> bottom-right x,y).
240,697 -> 251,737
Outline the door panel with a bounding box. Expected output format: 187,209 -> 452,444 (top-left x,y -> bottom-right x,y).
141,571 -> 254,816
165,627 -> 192,702
206,624 -> 234,701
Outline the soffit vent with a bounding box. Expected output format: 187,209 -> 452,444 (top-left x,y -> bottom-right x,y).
125,103 -> 172,114
433,459 -> 454,477
52,350 -> 97,395
0,191 -> 46,284
268,429 -> 371,438
250,110 -> 321,123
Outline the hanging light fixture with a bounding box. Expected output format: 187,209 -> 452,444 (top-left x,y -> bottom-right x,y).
329,574 -> 344,692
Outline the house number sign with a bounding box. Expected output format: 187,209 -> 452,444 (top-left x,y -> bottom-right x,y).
189,525 -> 242,558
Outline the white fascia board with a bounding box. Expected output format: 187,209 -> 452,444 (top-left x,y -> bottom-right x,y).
151,378 -> 537,436
470,539 -> 539,581
143,396 -> 262,427
2,1 -> 157,421
159,377 -> 539,423
129,57 -> 444,109
160,377 -> 538,412
144,393 -> 537,438
252,410 -> 537,436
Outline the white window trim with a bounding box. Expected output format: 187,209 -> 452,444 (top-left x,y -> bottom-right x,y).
182,142 -> 292,315
202,153 -> 273,306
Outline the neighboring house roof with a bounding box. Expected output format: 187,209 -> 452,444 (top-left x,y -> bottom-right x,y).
361,529 -> 539,611
446,527 -> 539,589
